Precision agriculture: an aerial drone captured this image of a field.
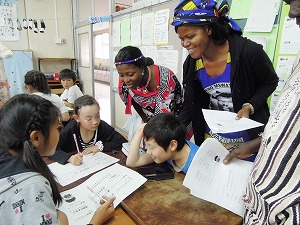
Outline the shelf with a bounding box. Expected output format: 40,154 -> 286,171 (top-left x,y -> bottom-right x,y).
37,57 -> 77,72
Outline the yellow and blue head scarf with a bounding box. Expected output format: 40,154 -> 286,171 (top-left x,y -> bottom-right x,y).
170,0 -> 241,33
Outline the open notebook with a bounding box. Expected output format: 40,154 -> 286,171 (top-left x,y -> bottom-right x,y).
121,142 -> 146,156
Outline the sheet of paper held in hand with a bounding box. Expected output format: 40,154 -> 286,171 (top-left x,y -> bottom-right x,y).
183,138 -> 254,216
202,109 -> 264,133
59,163 -> 147,225
48,152 -> 119,186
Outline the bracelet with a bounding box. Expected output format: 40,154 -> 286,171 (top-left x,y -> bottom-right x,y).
95,140 -> 104,151
242,103 -> 254,115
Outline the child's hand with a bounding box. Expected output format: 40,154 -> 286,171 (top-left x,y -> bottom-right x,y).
89,196 -> 116,225
68,153 -> 83,166
82,146 -> 99,155
137,123 -> 146,132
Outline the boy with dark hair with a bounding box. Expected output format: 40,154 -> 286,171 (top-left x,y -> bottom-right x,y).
126,113 -> 199,174
59,68 -> 83,108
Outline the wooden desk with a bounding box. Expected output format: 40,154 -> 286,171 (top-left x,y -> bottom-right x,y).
121,172 -> 243,225
47,151 -> 242,225
107,151 -> 242,225
44,152 -> 136,225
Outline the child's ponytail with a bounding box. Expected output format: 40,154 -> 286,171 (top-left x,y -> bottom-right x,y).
23,139 -> 62,206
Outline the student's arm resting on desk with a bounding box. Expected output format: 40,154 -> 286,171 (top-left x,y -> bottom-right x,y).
50,124 -> 81,164
63,100 -> 74,108
50,149 -> 75,165
126,124 -> 154,167
223,137 -> 261,164
54,136 -> 83,165
67,153 -> 83,165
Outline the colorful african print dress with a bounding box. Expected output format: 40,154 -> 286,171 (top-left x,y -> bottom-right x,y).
119,64 -> 183,121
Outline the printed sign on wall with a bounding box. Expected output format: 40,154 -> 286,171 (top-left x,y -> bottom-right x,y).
0,0 -> 19,41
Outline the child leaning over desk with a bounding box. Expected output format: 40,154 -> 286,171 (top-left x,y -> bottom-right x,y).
59,68 -> 83,108
0,94 -> 115,225
126,113 -> 199,174
51,95 -> 127,165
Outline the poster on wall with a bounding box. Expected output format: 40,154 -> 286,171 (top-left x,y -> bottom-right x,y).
0,0 -> 19,41
3,51 -> 33,96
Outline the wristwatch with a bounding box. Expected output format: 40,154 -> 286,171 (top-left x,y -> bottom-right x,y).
242,103 -> 254,115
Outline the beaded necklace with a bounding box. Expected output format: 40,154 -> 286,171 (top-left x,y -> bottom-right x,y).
137,66 -> 151,94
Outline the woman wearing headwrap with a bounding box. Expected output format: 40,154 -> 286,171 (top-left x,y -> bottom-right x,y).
115,46 -> 183,122
171,0 -> 278,161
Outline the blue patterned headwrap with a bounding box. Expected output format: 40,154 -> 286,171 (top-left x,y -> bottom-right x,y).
170,0 -> 241,33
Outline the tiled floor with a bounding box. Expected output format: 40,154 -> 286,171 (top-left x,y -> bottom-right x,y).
94,81 -> 111,124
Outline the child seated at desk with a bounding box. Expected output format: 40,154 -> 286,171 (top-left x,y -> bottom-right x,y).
51,95 -> 127,165
24,70 -> 70,123
59,68 -> 83,108
0,94 -> 115,225
126,113 -> 199,174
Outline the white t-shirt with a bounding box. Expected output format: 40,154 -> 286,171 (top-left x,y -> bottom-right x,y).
33,92 -> 69,114
60,85 -> 83,104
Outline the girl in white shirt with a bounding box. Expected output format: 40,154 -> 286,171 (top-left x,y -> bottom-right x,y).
24,70 -> 70,122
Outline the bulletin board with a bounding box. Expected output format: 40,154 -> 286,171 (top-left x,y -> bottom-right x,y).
110,0 -> 183,86
268,3 -> 300,111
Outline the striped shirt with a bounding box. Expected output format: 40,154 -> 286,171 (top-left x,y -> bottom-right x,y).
243,52 -> 300,224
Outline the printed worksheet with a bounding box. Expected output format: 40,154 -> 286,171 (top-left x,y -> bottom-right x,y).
202,109 -> 264,134
48,152 -> 119,186
59,164 -> 147,225
183,138 -> 254,216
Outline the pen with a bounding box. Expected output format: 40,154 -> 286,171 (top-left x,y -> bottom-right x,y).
146,174 -> 157,177
73,133 -> 80,154
87,186 -> 106,202
227,144 -> 240,152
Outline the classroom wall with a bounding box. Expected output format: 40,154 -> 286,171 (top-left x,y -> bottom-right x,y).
109,0 -> 292,135
2,0 -> 74,70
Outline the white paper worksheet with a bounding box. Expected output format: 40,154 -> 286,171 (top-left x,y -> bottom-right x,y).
183,138 -> 254,216
202,109 -> 264,134
48,152 -> 119,186
59,164 -> 147,225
